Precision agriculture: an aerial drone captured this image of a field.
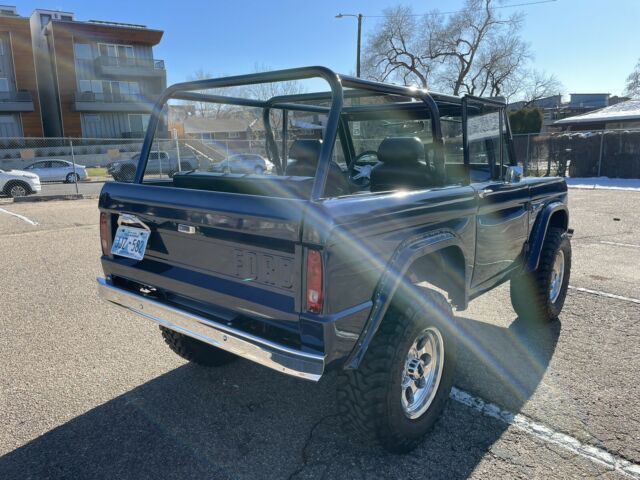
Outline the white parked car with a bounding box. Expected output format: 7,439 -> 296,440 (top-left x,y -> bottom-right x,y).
0,169 -> 41,198
24,159 -> 88,183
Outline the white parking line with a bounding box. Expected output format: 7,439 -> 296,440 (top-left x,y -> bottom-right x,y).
0,207 -> 38,226
569,286 -> 640,304
450,387 -> 640,479
600,241 -> 640,249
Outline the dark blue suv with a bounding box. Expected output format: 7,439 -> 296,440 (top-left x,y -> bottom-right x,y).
97,67 -> 572,453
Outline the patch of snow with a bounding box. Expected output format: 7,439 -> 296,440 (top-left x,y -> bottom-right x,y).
565,176 -> 640,191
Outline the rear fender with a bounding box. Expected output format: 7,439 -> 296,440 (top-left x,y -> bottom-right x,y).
525,202 -> 569,272
344,231 -> 466,370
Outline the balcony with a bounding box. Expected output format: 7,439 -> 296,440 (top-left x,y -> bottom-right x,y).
73,92 -> 156,113
94,55 -> 166,78
0,91 -> 35,112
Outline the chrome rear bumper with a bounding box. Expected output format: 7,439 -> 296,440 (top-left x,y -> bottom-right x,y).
97,277 -> 324,381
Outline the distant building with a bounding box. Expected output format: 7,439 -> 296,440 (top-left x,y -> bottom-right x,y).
553,99 -> 640,131
183,117 -> 260,141
29,8 -> 166,138
0,6 -> 43,136
168,104 -> 195,138
509,93 -> 616,133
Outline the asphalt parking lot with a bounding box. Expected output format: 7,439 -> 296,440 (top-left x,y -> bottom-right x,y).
0,189 -> 639,479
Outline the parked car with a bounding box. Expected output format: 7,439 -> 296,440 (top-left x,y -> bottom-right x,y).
0,168 -> 41,198
24,160 -> 87,183
97,67 -> 573,453
211,154 -> 272,174
107,151 -> 197,181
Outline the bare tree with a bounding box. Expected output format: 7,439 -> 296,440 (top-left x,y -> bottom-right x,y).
245,63 -> 307,130
361,6 -> 433,88
363,0 -> 542,99
185,69 -> 242,118
625,59 -> 640,98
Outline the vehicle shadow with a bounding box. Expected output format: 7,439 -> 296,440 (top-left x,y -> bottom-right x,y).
0,316 -> 560,480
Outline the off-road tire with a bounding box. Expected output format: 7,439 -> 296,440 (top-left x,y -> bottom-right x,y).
337,287 -> 456,453
511,227 -> 571,322
160,327 -> 237,366
4,180 -> 31,198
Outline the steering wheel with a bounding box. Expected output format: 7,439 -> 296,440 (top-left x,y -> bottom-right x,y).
349,150 -> 379,188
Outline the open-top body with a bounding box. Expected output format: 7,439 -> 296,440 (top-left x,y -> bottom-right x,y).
97,66 -> 570,382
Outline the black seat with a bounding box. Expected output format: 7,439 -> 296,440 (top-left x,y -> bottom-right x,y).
370,137 -> 433,192
285,139 -> 350,197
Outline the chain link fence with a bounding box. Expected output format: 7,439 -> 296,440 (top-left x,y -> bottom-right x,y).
512,129 -> 640,178
2,129 -> 639,198
0,136 -> 281,198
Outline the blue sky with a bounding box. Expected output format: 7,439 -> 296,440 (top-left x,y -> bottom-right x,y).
17,0 -> 640,96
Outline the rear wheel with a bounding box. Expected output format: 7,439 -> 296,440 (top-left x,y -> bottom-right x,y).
65,172 -> 79,183
5,181 -> 30,198
254,166 -> 264,175
337,288 -> 456,453
511,227 -> 571,322
160,327 -> 237,366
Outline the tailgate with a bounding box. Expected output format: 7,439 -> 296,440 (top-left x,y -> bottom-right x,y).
99,182 -> 306,330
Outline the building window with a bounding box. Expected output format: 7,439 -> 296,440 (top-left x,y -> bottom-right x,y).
129,114 -> 151,134
78,79 -> 103,94
74,43 -> 92,60
0,39 -> 4,56
0,78 -> 9,92
60,15 -> 73,21
227,131 -> 241,139
98,43 -> 135,59
119,45 -> 134,58
40,14 -> 51,26
0,115 -> 15,123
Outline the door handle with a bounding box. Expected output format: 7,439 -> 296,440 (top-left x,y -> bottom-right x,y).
478,188 -> 494,199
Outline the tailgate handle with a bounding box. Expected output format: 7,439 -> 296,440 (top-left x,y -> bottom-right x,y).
178,224 -> 196,234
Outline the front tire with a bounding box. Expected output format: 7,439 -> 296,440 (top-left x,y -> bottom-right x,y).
160,327 -> 237,366
337,288 -> 456,453
511,227 -> 571,322
5,181 -> 30,198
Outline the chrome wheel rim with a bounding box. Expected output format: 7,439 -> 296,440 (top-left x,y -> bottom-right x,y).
401,327 -> 444,419
10,185 -> 26,197
549,249 -> 565,303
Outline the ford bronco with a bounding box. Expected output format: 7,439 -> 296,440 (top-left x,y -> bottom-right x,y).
97,67 -> 572,452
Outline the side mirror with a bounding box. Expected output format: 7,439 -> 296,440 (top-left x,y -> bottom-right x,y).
505,165 -> 523,183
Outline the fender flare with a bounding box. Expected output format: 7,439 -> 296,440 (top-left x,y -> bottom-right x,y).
525,201 -> 569,272
344,231 -> 466,370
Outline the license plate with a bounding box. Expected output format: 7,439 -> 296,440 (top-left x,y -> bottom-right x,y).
111,226 -> 150,261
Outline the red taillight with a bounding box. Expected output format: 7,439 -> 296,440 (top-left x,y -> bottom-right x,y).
100,212 -> 108,255
306,249 -> 323,314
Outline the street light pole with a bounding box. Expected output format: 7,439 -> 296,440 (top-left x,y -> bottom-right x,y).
336,13 -> 363,78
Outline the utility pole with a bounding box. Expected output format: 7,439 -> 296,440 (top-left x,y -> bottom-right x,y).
336,13 -> 363,77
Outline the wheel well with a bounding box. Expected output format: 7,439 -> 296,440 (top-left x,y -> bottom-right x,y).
406,246 -> 466,308
3,179 -> 30,194
548,209 -> 568,231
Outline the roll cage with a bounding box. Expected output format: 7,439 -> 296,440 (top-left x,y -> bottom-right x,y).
135,66 -> 515,201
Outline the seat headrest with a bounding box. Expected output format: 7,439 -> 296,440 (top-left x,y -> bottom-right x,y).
289,139 -> 322,165
377,137 -> 424,165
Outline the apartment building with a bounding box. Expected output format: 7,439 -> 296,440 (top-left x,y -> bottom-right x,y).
0,6 -> 43,137
30,8 -> 166,138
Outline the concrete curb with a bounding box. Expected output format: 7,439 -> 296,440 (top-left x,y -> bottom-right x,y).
13,193 -> 100,203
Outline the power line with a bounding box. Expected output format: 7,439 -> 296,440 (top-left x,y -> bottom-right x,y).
359,0 -> 558,18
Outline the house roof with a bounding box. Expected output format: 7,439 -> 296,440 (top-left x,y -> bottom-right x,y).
554,99 -> 640,126
183,117 -> 261,134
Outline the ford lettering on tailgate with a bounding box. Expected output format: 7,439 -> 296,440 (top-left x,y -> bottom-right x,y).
234,249 -> 293,289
